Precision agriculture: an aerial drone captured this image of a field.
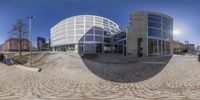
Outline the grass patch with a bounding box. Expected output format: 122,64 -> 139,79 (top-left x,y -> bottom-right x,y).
13,54 -> 32,64
13,53 -> 45,65
31,53 -> 50,66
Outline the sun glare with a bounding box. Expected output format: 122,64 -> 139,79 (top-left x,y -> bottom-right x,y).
173,30 -> 180,35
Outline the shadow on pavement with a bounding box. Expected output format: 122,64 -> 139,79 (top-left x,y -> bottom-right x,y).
81,54 -> 172,83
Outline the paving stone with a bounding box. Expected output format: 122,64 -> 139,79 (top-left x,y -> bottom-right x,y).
0,54 -> 200,100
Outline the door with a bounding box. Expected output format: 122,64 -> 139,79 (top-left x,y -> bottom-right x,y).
137,38 -> 143,57
78,45 -> 84,54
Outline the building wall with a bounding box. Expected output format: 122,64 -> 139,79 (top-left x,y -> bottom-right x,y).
197,46 -> 200,53
127,12 -> 148,57
186,44 -> 195,53
172,41 -> 186,54
0,44 -> 3,52
3,38 -> 30,52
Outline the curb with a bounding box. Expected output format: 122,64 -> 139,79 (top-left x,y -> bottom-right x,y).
16,65 -> 41,72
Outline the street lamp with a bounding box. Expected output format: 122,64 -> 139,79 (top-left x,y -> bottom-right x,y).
39,41 -> 42,52
28,16 -> 34,67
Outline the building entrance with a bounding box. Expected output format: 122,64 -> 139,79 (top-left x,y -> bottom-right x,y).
137,38 -> 143,57
78,45 -> 84,54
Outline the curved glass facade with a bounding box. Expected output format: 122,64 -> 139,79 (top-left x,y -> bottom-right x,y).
148,13 -> 173,55
50,15 -> 119,53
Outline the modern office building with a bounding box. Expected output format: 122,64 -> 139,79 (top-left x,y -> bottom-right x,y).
37,37 -> 49,51
113,11 -> 173,57
50,11 -> 173,57
128,11 -> 173,57
111,28 -> 128,56
50,15 -> 120,54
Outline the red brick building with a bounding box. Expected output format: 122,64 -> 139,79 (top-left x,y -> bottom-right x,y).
3,38 -> 30,52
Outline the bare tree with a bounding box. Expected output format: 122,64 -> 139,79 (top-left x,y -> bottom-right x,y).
9,19 -> 28,56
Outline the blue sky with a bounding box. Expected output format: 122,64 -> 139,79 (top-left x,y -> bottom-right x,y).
0,0 -> 200,46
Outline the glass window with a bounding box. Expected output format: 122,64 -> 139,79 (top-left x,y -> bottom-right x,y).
96,44 -> 102,53
104,31 -> 110,36
124,40 -> 126,45
148,28 -> 161,38
162,17 -> 171,26
84,43 -> 95,53
148,14 -> 161,23
163,32 -> 170,40
85,35 -> 93,41
118,45 -> 123,54
95,21 -> 102,25
148,38 -> 158,55
162,40 -> 165,54
148,22 -> 161,29
111,29 -> 115,33
95,27 -> 103,30
76,36 -> 84,42
104,37 -> 110,43
95,30 -> 103,35
120,32 -> 126,39
158,40 -> 162,54
149,14 -> 161,18
112,38 -> 118,43
162,25 -> 171,33
166,41 -> 170,54
104,45 -> 111,53
95,36 -> 102,42
104,27 -> 110,31
103,19 -> 108,24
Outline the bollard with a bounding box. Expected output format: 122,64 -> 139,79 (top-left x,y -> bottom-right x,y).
198,54 -> 200,62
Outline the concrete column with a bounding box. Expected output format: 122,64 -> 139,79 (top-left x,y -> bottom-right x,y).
75,44 -> 78,53
53,47 -> 55,52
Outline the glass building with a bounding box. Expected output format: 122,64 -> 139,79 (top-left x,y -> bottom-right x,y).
147,13 -> 173,56
111,29 -> 127,56
50,15 -> 120,54
114,11 -> 173,57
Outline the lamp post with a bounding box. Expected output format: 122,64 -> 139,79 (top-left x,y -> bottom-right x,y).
28,16 -> 34,67
39,41 -> 42,52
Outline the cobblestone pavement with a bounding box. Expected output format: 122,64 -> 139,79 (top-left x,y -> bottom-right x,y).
0,54 -> 200,100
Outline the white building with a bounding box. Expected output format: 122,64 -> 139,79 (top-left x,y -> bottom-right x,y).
50,15 -> 119,54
